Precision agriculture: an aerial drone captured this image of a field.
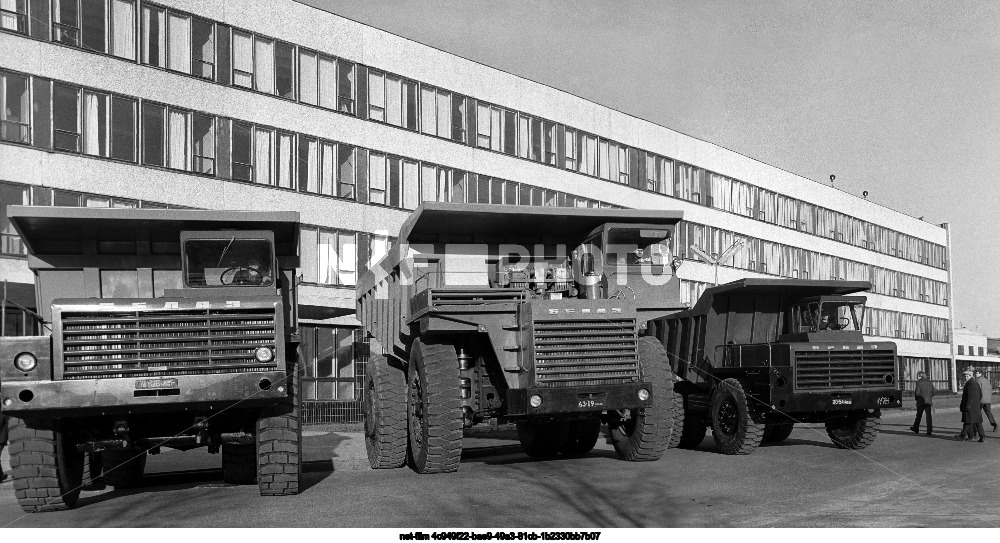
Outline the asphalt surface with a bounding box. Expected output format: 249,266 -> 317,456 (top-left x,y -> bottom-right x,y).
1,404 -> 998,528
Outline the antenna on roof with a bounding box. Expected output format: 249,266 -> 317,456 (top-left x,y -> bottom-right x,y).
863,191 -> 869,199
829,174 -> 836,185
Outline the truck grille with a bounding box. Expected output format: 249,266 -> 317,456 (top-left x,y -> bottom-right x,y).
58,307 -> 278,380
794,349 -> 897,390
532,318 -> 640,387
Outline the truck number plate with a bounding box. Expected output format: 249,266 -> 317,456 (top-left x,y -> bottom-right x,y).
135,378 -> 179,390
832,398 -> 853,405
578,399 -> 605,409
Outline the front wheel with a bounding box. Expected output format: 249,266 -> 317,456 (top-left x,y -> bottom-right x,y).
8,418 -> 85,512
763,422 -> 795,443
257,361 -> 302,496
606,336 -> 683,461
407,339 -> 463,474
826,412 -> 880,449
710,378 -> 765,455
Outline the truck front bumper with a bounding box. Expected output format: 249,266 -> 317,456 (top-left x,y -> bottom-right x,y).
505,382 -> 654,416
0,371 -> 290,418
770,387 -> 902,415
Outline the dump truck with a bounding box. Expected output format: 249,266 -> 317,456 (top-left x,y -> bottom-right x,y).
357,202 -> 689,473
652,278 -> 901,455
0,206 -> 302,512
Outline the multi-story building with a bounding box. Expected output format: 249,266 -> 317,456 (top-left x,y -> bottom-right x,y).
954,327 -> 999,392
0,0 -> 955,420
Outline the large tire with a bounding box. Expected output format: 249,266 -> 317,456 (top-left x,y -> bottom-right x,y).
606,336 -> 682,461
407,339 -> 463,474
8,417 -> 84,512
560,418 -> 601,456
99,450 -> 147,488
710,378 -> 765,455
257,358 -> 302,496
364,345 -> 408,469
677,387 -> 710,449
763,422 -> 795,443
826,412 -> 880,449
517,419 -> 570,458
222,443 -> 257,485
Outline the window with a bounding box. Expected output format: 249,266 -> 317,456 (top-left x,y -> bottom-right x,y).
979,347 -> 985,357
253,126 -> 274,184
82,90 -> 108,157
192,112 -> 214,174
110,0 -> 135,60
276,131 -> 294,188
543,121 -> 556,165
80,0 -> 107,52
403,160 -> 419,209
0,0 -> 27,34
298,135 -> 318,193
0,71 -> 29,144
275,42 -> 295,100
254,37 -> 274,94
299,50 -> 317,105
318,140 -> 334,196
451,94 -> 467,143
420,85 -> 436,136
518,114 -> 531,159
231,121 -> 252,181
337,59 -> 355,113
141,4 -> 165,67
312,229 -> 357,286
231,30 -> 253,88
369,152 -> 386,204
53,83 -> 80,152
385,75 -> 401,126
564,128 -> 577,170
337,144 -> 355,199
318,55 -> 336,109
299,325 -> 364,401
367,70 -> 385,122
140,102 -> 164,166
52,0 -> 81,46
402,79 -> 418,130
958,345 -> 964,356
191,17 -> 214,79
618,145 -> 629,185
110,95 -> 136,161
0,183 -> 29,255
167,11 -> 190,73
167,108 -> 190,170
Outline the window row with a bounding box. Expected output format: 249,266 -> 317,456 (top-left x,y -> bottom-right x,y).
299,325 -> 367,402
11,73 -> 617,212
2,7 -> 949,269
899,357 -> 952,392
676,222 -> 949,306
956,345 -> 985,357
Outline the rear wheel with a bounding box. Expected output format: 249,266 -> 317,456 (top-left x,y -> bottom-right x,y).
221,443 -> 256,485
407,339 -> 463,474
364,344 -> 408,469
826,412 -> 880,449
517,419 -> 570,458
8,417 -> 84,512
710,378 -> 765,455
99,450 -> 147,488
763,422 -> 795,443
560,418 -> 602,456
677,386 -> 710,449
606,336 -> 682,461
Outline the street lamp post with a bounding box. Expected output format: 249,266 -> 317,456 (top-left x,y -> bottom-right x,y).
690,240 -> 744,286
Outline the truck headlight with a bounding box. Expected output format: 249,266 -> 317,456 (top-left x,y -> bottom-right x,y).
14,352 -> 37,372
529,395 -> 542,408
254,347 -> 274,363
638,388 -> 650,401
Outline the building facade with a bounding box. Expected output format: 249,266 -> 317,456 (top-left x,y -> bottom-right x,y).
953,327 -> 999,392
0,0 -> 955,420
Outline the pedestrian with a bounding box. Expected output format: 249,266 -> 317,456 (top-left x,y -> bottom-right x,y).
975,369 -> 998,432
958,368 -> 986,442
910,371 -> 934,435
0,413 -> 7,483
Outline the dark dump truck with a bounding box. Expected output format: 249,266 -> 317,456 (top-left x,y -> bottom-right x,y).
653,278 -> 901,455
0,206 -> 302,512
357,202 -> 689,473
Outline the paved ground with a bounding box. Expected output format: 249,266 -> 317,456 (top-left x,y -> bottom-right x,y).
1,400 -> 998,528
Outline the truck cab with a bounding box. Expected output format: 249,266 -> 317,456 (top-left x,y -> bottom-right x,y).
0,206 -> 303,512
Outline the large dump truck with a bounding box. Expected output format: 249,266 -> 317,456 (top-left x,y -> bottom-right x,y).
0,207 -> 303,512
357,202 -> 688,473
653,278 -> 901,455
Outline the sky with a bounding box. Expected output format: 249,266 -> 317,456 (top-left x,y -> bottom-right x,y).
303,0 -> 1000,335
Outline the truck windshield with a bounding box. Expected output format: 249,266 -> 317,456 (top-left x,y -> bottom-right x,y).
605,228 -> 672,266
795,301 -> 865,332
184,238 -> 274,287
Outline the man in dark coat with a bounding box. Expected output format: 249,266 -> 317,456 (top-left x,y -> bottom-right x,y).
958,368 -> 985,442
910,371 -> 934,435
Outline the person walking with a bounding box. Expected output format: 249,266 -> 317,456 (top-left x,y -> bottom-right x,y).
958,368 -> 986,442
0,413 -> 8,483
975,369 -> 998,432
910,371 -> 934,435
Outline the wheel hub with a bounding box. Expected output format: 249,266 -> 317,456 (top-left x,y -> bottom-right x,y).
718,398 -> 739,436
409,373 -> 425,446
